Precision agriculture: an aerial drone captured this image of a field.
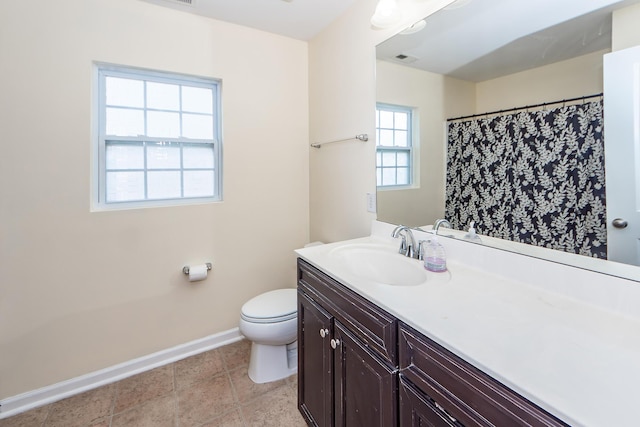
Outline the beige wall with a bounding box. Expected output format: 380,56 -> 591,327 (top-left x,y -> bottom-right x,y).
308,0 -> 455,243
613,2 -> 640,51
375,61 -> 475,227
476,50 -> 605,113
0,0 -> 309,398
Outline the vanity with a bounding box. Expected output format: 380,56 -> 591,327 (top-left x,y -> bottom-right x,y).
295,221 -> 640,426
297,258 -> 397,426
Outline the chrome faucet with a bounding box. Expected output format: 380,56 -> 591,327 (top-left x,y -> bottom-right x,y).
391,225 -> 419,259
433,218 -> 452,235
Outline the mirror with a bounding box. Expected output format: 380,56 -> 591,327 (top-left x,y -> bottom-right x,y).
375,0 -> 640,280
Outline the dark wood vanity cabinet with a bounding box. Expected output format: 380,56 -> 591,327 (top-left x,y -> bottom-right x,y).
297,259 -> 397,427
297,259 -> 569,427
398,323 -> 569,427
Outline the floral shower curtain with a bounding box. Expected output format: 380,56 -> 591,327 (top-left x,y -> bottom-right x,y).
445,100 -> 607,258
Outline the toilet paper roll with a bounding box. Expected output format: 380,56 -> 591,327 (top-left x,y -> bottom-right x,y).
188,264 -> 208,282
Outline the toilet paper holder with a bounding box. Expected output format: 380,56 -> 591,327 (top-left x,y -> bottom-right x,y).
182,263 -> 212,275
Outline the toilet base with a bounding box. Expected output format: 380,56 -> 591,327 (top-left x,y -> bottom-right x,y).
247,340 -> 298,384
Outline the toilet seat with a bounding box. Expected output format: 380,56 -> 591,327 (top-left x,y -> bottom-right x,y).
240,288 -> 297,324
241,311 -> 296,324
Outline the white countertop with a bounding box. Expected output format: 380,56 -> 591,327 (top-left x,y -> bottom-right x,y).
295,223 -> 640,427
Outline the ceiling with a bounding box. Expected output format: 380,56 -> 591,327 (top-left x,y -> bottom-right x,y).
376,0 -> 640,82
139,0 -> 357,40
138,0 -> 640,78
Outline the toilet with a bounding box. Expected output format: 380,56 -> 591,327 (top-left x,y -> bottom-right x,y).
239,288 -> 298,383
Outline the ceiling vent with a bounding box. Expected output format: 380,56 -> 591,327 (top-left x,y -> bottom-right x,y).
394,54 -> 418,63
164,0 -> 196,6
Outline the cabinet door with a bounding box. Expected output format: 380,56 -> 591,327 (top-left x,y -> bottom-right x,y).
399,377 -> 461,427
298,291 -> 333,427
333,321 -> 397,427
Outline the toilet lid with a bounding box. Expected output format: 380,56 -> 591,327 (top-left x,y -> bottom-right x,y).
241,288 -> 297,323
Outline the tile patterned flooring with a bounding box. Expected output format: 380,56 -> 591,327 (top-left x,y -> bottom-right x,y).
0,339 -> 306,427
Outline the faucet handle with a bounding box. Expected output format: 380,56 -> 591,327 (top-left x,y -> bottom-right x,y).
417,240 -> 428,261
398,235 -> 408,255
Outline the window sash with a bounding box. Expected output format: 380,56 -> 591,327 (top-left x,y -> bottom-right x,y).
104,140 -> 216,203
376,146 -> 412,187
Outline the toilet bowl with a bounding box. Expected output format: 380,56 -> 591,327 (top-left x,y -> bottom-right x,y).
239,288 -> 298,383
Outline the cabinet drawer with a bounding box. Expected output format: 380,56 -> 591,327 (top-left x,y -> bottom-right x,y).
399,323 -> 568,427
298,259 -> 397,366
400,376 -> 463,427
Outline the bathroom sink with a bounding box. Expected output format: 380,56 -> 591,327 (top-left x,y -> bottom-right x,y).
329,243 -> 428,286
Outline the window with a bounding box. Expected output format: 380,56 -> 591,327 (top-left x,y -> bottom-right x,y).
95,64 -> 222,209
376,104 -> 414,188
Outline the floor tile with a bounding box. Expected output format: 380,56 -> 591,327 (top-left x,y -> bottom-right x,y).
287,373 -> 298,390
87,416 -> 110,427
198,408 -> 244,427
228,367 -> 288,405
0,406 -> 49,427
177,374 -> 236,427
219,340 -> 251,372
240,382 -> 306,427
113,364 -> 174,414
45,384 -> 115,427
111,394 -> 175,427
175,349 -> 226,390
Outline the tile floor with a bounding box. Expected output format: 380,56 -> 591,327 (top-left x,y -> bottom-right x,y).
0,339 -> 306,427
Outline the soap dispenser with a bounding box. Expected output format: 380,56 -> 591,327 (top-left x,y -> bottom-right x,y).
463,221 -> 482,243
422,236 -> 447,272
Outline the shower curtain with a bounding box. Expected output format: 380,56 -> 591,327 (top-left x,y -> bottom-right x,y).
445,100 -> 607,258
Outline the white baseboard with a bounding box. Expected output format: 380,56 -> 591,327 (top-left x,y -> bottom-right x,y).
0,328 -> 243,419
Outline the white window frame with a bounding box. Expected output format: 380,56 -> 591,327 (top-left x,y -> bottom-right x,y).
376,103 -> 415,189
93,63 -> 222,211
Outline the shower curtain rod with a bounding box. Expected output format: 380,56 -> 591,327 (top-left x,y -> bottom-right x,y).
446,92 -> 603,122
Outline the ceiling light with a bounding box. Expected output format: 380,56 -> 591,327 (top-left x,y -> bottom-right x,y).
371,0 -> 402,29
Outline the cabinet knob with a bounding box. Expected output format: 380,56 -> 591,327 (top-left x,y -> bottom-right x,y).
330,338 -> 341,349
319,328 -> 329,338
